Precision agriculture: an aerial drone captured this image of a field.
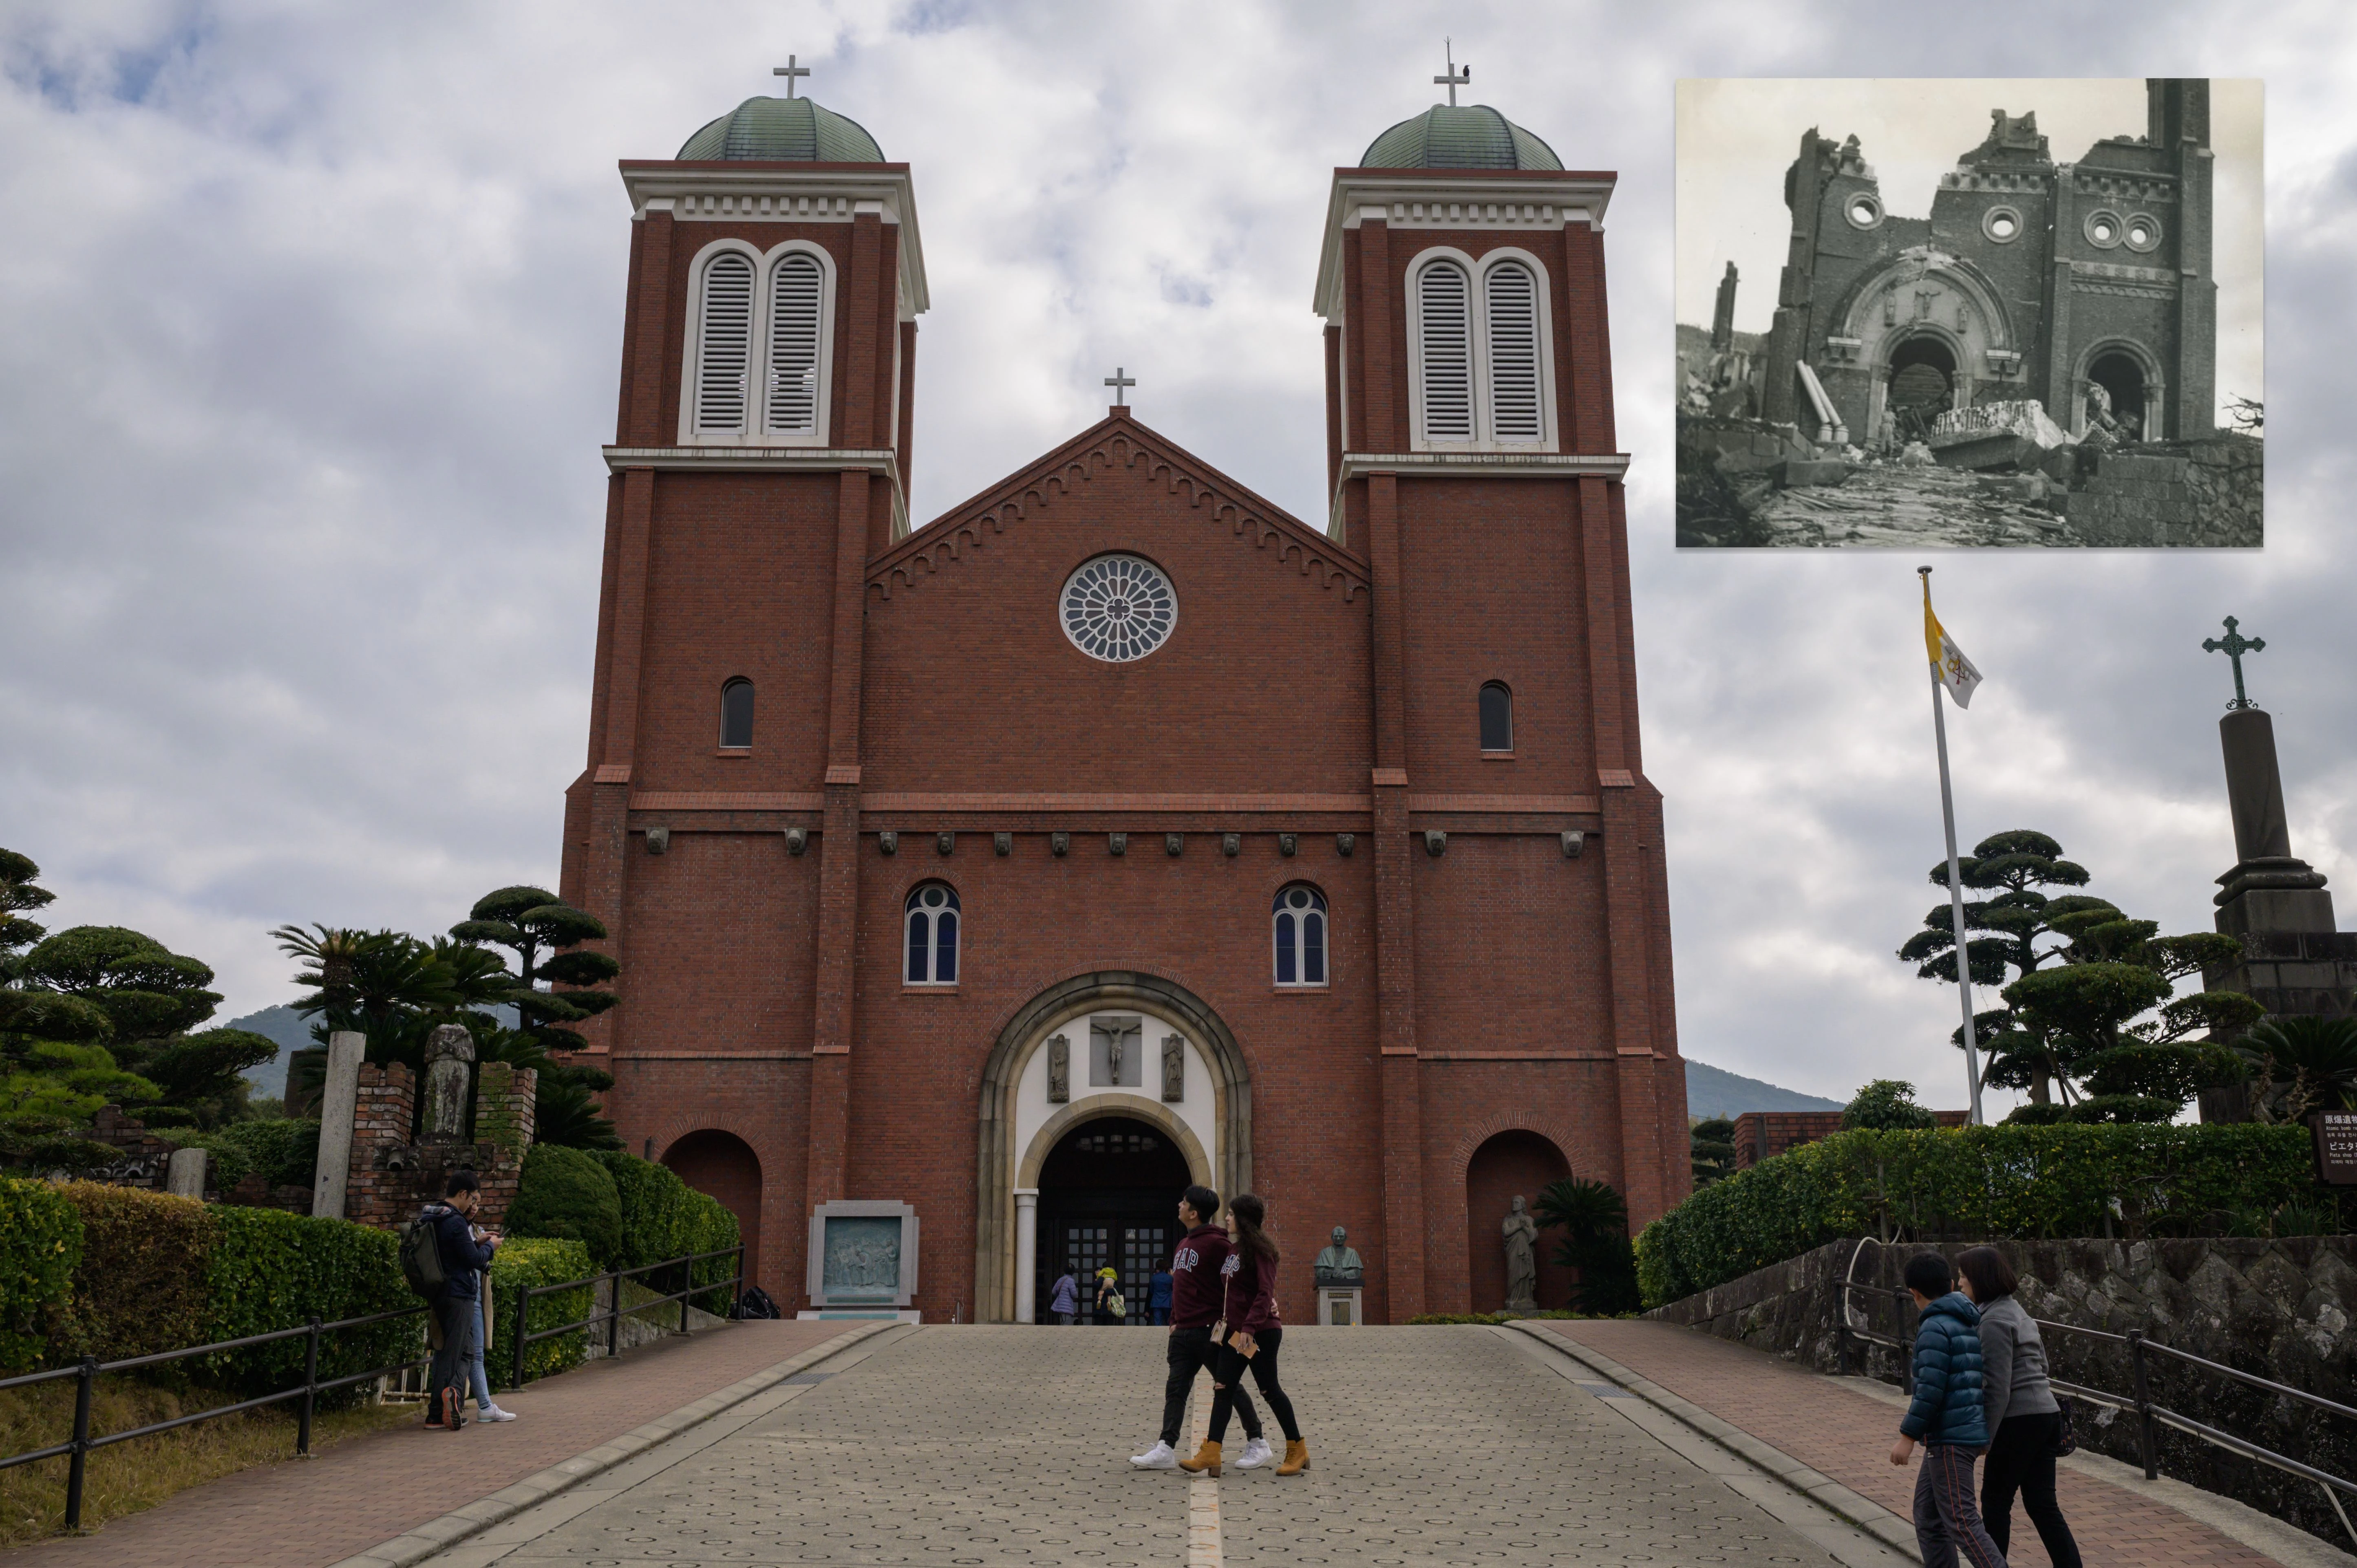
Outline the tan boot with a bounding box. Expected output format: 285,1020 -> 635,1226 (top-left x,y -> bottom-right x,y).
1178,1440 -> 1222,1476
1277,1438 -> 1309,1475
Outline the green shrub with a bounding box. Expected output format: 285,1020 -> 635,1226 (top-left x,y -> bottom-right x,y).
0,1177 -> 80,1371
508,1145 -> 624,1268
55,1183 -> 214,1363
680,1188 -> 742,1313
2002,1103 -> 2072,1127
211,1119 -> 320,1189
151,1132 -> 252,1191
590,1151 -> 693,1272
1634,1123 -> 2319,1308
202,1208 -> 417,1400
485,1236 -> 594,1390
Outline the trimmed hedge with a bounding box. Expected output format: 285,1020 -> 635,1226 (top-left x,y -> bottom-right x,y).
485,1237 -> 594,1390
0,1178 -> 80,1370
508,1145 -> 625,1267
589,1152 -> 742,1312
1635,1124 -> 2319,1309
199,1206 -> 418,1398
57,1183 -> 214,1362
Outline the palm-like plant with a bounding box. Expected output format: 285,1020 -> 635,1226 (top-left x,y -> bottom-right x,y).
1532,1178 -> 1642,1315
2236,1016 -> 2357,1121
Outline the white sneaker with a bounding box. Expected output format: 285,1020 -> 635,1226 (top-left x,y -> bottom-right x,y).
478,1405 -> 520,1422
1130,1440 -> 1179,1469
1235,1437 -> 1274,1469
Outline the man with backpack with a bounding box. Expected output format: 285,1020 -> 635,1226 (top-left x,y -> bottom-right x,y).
408,1171 -> 501,1431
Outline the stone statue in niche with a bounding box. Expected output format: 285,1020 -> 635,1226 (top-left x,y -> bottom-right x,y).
1047,1035 -> 1069,1103
422,1023 -> 475,1142
1091,1016 -> 1140,1087
1161,1035 -> 1184,1102
1501,1195 -> 1539,1312
1313,1226 -> 1363,1287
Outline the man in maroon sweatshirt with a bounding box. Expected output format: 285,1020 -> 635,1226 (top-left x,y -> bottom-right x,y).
1130,1184 -> 1261,1469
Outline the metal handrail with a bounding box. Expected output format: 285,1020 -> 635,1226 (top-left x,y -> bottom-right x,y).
0,1302 -> 429,1531
506,1244 -> 745,1389
1832,1242 -> 2357,1548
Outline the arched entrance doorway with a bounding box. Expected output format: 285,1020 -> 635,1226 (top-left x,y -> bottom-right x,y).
662,1129 -> 762,1290
1035,1116 -> 1191,1324
974,971 -> 1252,1323
2087,351 -> 2149,441
1465,1130 -> 1574,1313
1886,335 -> 1958,441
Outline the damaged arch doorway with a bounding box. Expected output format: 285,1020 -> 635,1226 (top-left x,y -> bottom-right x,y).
1886,335 -> 1959,441
1036,1115 -> 1190,1325
2087,351 -> 2150,440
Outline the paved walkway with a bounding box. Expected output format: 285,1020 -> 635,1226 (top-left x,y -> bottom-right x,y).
1543,1319 -> 2297,1568
415,1323 -> 1886,1567
10,1319 -> 858,1568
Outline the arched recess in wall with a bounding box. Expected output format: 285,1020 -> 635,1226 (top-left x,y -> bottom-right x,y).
663,1129 -> 764,1294
972,970 -> 1252,1323
1464,1129 -> 1573,1313
2072,337 -> 2166,442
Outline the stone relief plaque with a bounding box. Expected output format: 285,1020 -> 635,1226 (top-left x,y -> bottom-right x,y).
822,1216 -> 903,1299
1090,1016 -> 1142,1087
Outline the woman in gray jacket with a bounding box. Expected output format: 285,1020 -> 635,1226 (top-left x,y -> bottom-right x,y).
1957,1246 -> 2081,1568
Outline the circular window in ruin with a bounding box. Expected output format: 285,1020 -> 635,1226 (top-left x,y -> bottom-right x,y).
1981,205 -> 2024,243
2083,209 -> 2125,249
2123,213 -> 2162,253
1843,192 -> 1883,230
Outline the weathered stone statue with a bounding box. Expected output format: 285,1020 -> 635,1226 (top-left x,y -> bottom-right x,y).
1502,1195 -> 1539,1312
1047,1035 -> 1069,1103
422,1024 -> 475,1142
1312,1225 -> 1363,1287
1161,1035 -> 1185,1102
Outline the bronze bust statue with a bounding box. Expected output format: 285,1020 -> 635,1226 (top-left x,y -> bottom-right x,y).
1312,1224 -> 1364,1288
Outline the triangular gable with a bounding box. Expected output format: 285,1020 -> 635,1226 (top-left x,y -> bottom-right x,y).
867,412 -> 1369,602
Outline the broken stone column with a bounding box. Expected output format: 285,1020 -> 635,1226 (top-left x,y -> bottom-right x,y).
310,1029 -> 367,1220
166,1146 -> 207,1199
422,1024 -> 476,1142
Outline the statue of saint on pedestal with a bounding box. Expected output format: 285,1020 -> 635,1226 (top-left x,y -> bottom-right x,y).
1502,1195 -> 1539,1312
1312,1225 -> 1364,1287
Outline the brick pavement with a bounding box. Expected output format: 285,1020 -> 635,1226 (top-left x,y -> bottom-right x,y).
8,1319 -> 858,1568
436,1323 -> 1868,1566
1544,1319 -> 2284,1568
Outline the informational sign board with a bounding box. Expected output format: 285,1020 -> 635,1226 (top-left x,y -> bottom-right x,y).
2314,1111 -> 2357,1186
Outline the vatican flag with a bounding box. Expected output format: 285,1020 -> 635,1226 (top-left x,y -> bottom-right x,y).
1922,577 -> 1983,708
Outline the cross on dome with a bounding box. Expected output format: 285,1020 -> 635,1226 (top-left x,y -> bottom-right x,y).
773,56 -> 811,97
1104,366 -> 1137,408
1433,40 -> 1469,107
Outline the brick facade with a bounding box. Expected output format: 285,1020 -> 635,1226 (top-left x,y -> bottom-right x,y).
557,110 -> 1687,1322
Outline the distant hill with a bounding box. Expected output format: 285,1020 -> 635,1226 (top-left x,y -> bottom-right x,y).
228,1005 -> 315,1097
1684,1059 -> 1843,1120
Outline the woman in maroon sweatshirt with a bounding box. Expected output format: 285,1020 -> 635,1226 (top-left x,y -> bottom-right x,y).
1197,1193 -> 1308,1475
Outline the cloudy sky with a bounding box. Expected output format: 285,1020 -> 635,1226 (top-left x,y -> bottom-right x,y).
4,0 -> 2353,1115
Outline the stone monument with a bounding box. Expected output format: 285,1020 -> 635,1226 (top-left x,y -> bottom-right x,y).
422,1024 -> 475,1141
165,1145 -> 208,1199
802,1199 -> 922,1321
1501,1195 -> 1540,1313
310,1028 -> 367,1220
1313,1224 -> 1364,1326
2196,620 -> 2357,1123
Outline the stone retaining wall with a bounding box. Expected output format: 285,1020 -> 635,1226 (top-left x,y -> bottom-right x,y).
1651,1235 -> 2356,1547
2070,434 -> 2263,547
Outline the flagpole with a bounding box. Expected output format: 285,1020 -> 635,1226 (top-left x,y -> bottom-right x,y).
1921,567 -> 1987,1127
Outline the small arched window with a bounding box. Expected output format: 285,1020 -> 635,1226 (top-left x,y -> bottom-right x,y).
1479,682 -> 1513,753
1415,258 -> 1474,441
1484,261 -> 1543,441
765,252 -> 824,435
1272,885 -> 1328,988
905,883 -> 960,985
719,678 -> 755,749
692,253 -> 755,435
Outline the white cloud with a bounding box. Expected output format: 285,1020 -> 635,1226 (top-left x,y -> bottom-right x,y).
3,0 -> 2354,1119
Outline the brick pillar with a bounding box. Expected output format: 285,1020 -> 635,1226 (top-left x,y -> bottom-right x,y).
343,1062 -> 416,1230
1365,469 -> 1425,1322
472,1062 -> 537,1230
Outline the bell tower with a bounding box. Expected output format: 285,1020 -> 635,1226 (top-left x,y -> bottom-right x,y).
1313,86 -> 1686,1310
561,79 -> 929,1221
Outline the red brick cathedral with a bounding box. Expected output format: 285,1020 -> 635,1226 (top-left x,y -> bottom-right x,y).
558,82 -> 1689,1323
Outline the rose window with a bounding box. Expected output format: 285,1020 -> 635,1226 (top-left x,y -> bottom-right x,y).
1059,554 -> 1177,662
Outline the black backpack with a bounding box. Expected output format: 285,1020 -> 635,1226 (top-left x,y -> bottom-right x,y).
733,1285 -> 781,1320
399,1207 -> 448,1299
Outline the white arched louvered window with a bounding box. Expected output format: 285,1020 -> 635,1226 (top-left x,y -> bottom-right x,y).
765,252 -> 823,435
693,253 -> 754,435
1416,259 -> 1474,441
1484,260 -> 1543,441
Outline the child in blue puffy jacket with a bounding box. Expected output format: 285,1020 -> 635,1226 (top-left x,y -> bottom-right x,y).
1889,1253 -> 2008,1567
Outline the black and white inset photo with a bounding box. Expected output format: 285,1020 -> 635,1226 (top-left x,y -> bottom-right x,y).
1675,78 -> 2262,549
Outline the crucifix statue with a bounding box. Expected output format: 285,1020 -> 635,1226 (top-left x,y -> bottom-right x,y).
1433,40 -> 1469,106
1104,366 -> 1136,407
2202,616 -> 2265,711
773,56 -> 811,97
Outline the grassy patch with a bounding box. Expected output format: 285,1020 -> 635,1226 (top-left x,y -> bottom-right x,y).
0,1376 -> 411,1544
